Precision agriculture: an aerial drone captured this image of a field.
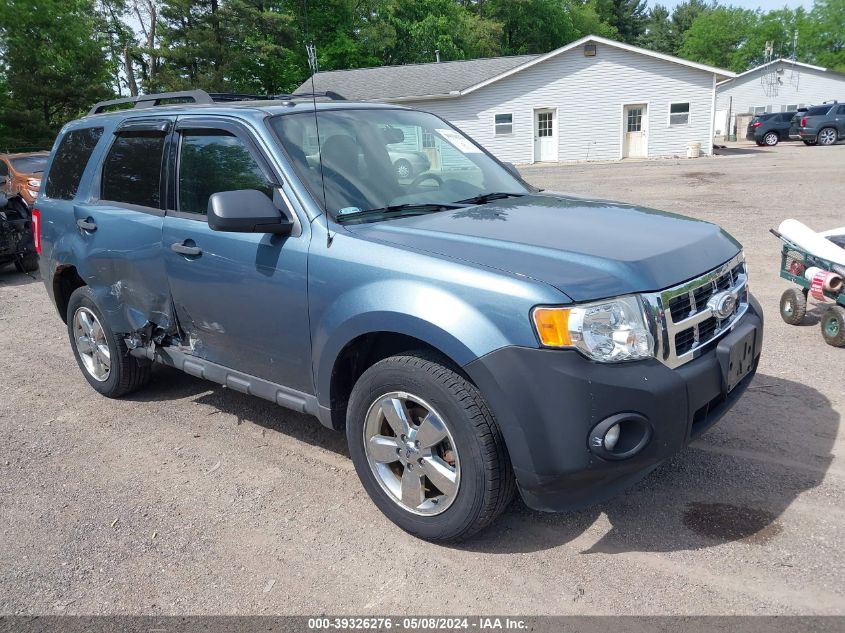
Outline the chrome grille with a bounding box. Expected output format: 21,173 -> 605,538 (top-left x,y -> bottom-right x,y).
642,253 -> 748,369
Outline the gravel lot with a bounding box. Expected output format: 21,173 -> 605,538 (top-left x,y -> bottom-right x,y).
1,141 -> 843,616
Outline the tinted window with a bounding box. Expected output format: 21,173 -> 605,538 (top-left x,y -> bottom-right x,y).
807,105 -> 832,116
178,131 -> 273,215
0,160 -> 8,177
11,156 -> 48,173
101,132 -> 166,208
44,127 -> 104,200
837,105 -> 845,115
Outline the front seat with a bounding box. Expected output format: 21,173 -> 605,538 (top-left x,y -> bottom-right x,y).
319,135 -> 371,212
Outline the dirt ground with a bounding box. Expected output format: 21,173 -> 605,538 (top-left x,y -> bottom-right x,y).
1,141 -> 843,616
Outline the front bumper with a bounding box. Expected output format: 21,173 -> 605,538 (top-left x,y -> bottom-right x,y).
463,295 -> 763,512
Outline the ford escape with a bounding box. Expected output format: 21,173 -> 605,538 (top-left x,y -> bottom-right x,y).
35,91 -> 763,541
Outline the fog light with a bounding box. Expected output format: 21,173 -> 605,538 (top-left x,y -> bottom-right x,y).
587,413 -> 652,461
603,423 -> 620,450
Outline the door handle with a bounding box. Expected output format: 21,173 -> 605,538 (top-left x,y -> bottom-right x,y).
76,217 -> 97,232
171,241 -> 202,257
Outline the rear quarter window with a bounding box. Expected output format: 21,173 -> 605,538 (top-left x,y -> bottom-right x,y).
44,127 -> 104,200
101,132 -> 166,208
807,105 -> 833,116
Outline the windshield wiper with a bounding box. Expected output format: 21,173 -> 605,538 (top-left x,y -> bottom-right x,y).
456,192 -> 526,205
336,202 -> 463,222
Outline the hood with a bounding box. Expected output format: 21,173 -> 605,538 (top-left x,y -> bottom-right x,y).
345,193 -> 741,301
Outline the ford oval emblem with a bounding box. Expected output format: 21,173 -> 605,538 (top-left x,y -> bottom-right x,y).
708,291 -> 737,320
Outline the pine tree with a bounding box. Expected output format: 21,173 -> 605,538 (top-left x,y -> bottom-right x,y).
0,0 -> 111,150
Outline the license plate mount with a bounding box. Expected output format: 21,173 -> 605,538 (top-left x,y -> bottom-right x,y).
716,323 -> 758,393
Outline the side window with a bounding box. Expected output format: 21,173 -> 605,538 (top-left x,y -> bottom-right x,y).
669,102 -> 690,126
178,131 -> 273,215
101,132 -> 166,208
0,160 -> 8,177
44,127 -> 104,200
837,105 -> 845,115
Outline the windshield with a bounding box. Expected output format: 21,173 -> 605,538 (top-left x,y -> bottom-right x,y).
10,155 -> 48,174
270,108 -> 529,221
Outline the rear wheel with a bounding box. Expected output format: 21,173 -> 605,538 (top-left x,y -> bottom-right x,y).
763,132 -> 779,146
818,127 -> 837,146
67,286 -> 151,397
821,306 -> 845,347
779,288 -> 807,325
347,352 -> 515,541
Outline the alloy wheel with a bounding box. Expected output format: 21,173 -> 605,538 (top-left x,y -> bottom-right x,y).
819,128 -> 837,145
395,162 -> 411,179
363,391 -> 460,516
73,307 -> 111,382
764,132 -> 778,146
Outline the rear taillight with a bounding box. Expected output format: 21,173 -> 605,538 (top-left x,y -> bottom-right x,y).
32,208 -> 41,254
752,121 -> 762,128
801,117 -> 808,127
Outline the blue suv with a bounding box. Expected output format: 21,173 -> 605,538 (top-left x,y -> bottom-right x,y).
35,91 -> 763,540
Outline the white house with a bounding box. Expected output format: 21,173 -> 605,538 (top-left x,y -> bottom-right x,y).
301,35 -> 734,163
715,59 -> 845,137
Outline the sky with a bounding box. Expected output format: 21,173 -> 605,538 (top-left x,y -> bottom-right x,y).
656,0 -> 812,9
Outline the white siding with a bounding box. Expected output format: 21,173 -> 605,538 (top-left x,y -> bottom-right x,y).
716,64 -> 845,116
408,43 -> 716,163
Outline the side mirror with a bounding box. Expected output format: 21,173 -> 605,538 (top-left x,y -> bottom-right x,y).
207,189 -> 293,235
0,176 -> 7,187
503,162 -> 521,178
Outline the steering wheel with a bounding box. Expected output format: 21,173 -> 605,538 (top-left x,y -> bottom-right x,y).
409,173 -> 444,189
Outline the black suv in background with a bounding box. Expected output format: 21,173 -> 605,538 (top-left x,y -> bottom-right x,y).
797,102 -> 844,145
746,111 -> 797,146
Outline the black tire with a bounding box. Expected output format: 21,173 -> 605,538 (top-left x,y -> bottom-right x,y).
817,127 -> 838,146
346,351 -> 515,541
779,288 -> 807,325
66,286 -> 151,397
394,159 -> 412,179
803,139 -> 817,146
13,253 -> 38,273
763,131 -> 779,146
820,306 -> 845,347
755,140 -> 764,146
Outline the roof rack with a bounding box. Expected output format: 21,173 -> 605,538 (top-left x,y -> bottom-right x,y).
272,91 -> 346,101
88,89 -> 346,116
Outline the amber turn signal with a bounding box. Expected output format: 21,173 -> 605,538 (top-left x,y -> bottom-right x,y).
532,307 -> 572,347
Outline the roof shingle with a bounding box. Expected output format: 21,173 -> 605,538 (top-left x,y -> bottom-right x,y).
297,54 -> 538,102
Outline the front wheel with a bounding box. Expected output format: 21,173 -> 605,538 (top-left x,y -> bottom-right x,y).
821,306 -> 845,347
67,286 -> 151,397
346,352 -> 515,541
818,127 -> 838,146
763,132 -> 779,146
394,159 -> 412,179
779,288 -> 807,325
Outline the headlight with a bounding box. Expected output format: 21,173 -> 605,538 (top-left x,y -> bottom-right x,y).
532,295 -> 654,362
